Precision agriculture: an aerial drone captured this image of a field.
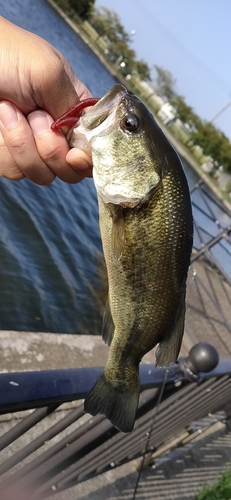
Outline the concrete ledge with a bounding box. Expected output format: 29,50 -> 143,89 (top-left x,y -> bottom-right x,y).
0,331 -> 109,372
0,331 -> 155,373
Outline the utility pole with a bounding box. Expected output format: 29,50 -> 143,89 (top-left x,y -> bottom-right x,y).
210,100 -> 231,123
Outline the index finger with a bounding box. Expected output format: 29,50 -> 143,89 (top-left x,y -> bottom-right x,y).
28,110 -> 91,183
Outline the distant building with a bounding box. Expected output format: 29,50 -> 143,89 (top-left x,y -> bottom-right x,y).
201,157 -> 220,177
138,80 -> 157,94
157,102 -> 177,125
201,157 -> 214,174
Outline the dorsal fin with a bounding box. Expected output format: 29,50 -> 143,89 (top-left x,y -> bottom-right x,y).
155,295 -> 186,367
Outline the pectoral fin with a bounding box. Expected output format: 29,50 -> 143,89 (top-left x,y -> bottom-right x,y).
155,297 -> 186,367
102,298 -> 115,346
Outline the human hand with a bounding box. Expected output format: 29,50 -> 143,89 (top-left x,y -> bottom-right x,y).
0,16 -> 92,185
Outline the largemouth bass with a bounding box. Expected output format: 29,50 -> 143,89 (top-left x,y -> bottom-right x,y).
55,84 -> 193,433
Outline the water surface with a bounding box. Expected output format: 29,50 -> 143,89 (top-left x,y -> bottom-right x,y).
0,0 -> 229,333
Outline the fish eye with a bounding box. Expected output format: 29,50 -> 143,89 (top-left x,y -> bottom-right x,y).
120,114 -> 140,132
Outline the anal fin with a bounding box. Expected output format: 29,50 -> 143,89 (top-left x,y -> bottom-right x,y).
102,297 -> 115,346
156,297 -> 186,367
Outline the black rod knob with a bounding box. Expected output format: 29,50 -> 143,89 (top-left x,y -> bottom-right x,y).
186,342 -> 219,375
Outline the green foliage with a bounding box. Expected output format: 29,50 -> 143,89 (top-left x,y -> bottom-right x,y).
90,7 -> 151,80
69,0 -> 95,20
170,94 -> 199,126
51,0 -> 71,11
153,65 -> 177,101
152,65 -> 231,173
133,59 -> 151,81
56,0 -> 95,20
225,180 -> 231,194
90,7 -> 131,44
196,469 -> 231,500
192,122 -> 231,173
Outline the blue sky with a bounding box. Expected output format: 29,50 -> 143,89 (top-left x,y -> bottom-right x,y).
95,0 -> 231,139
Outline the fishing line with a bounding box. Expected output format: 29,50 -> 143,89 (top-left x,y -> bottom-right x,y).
131,368 -> 169,500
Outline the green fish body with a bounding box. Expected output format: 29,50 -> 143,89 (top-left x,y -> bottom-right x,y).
69,85 -> 193,432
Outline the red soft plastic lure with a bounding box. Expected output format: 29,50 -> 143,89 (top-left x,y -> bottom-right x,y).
51,97 -> 100,131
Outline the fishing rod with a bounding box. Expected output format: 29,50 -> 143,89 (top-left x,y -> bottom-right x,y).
131,368 -> 169,500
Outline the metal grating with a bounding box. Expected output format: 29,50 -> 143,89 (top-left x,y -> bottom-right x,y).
190,180 -> 231,284
0,361 -> 231,498
180,181 -> 231,360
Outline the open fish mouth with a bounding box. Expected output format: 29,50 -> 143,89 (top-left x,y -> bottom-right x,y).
68,85 -> 128,151
82,84 -> 127,131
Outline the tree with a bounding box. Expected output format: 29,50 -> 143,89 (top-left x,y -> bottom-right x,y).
153,65 -> 176,101
170,95 -> 198,125
90,7 -> 151,80
112,40 -> 136,72
68,0 -> 95,20
133,59 -> 151,81
153,66 -> 231,172
192,122 -> 231,173
90,7 -> 131,45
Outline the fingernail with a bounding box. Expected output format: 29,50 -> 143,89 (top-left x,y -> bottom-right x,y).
28,111 -> 51,137
0,102 -> 19,129
66,149 -> 92,171
71,159 -> 91,171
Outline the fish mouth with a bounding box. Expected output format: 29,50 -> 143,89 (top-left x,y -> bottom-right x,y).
82,84 -> 127,131
68,85 -> 128,152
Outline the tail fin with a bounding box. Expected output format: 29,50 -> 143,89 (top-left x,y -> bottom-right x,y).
84,370 -> 139,433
